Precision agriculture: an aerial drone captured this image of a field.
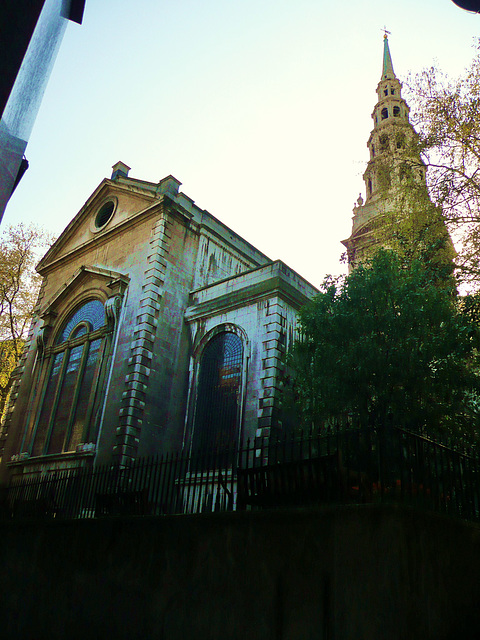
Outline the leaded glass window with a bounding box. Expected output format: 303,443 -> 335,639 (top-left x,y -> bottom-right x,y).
30,300 -> 109,457
193,332 -> 243,454
56,299 -> 105,343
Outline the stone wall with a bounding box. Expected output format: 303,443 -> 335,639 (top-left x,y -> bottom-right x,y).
1,505 -> 480,639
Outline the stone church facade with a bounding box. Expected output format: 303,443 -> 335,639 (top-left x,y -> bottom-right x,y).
1,36 -> 446,482
1,162 -> 317,480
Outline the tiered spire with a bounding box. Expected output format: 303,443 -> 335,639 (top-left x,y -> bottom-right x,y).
341,35 -> 427,268
365,34 -> 414,204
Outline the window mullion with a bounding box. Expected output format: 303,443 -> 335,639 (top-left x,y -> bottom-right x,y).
81,338 -> 109,443
27,354 -> 56,455
64,339 -> 90,452
42,348 -> 70,455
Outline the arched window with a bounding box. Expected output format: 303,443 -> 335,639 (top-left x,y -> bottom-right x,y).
393,106 -> 400,117
193,332 -> 243,454
30,299 -> 110,456
381,108 -> 389,120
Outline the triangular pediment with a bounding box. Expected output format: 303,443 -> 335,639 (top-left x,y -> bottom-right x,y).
36,265 -> 130,351
37,179 -> 162,273
40,265 -> 130,319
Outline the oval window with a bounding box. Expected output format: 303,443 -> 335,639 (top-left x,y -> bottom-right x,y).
95,201 -> 115,229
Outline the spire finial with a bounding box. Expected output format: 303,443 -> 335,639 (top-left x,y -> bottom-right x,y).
381,28 -> 395,78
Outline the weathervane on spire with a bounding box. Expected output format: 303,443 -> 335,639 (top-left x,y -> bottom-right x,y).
382,26 -> 391,39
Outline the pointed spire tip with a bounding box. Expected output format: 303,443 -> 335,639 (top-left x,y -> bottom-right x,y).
382,32 -> 395,79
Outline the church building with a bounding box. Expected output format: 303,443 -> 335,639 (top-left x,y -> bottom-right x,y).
1,162 -> 317,480
0,36 -> 440,482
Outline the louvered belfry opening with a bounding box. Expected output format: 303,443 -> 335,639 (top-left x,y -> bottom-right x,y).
193,332 -> 243,456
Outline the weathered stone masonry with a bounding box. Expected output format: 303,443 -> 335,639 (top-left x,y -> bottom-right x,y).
115,210 -> 172,465
1,166 -> 318,479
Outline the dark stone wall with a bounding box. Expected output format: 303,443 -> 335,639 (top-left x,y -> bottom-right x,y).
1,505 -> 480,639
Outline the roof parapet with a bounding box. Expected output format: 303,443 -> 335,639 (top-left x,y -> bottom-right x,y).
111,161 -> 131,180
156,175 -> 182,198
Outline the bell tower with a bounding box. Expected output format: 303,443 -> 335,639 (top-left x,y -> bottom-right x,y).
342,35 -> 428,268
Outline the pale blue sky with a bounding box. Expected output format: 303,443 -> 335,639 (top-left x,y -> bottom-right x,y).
4,0 -> 479,286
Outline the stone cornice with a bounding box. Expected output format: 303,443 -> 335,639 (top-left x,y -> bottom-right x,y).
185,270 -> 314,322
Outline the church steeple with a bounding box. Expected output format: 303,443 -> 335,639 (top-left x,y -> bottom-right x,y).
365,34 -> 415,204
342,35 -> 428,268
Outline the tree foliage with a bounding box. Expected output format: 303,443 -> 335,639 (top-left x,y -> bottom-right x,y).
405,41 -> 480,287
377,188 -> 455,285
287,250 -> 480,442
286,45 -> 480,443
0,224 -> 51,419
361,104 -> 456,280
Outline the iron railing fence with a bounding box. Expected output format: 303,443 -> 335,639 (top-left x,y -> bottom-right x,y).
3,425 -> 480,522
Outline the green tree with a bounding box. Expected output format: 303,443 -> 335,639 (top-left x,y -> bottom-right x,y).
0,224 -> 51,420
287,250 -> 480,442
378,186 -> 455,285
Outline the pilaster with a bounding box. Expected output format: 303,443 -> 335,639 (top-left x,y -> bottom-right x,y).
113,214 -> 172,466
255,300 -> 286,462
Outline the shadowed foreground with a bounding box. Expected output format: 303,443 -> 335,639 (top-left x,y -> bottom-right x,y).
0,504 -> 479,639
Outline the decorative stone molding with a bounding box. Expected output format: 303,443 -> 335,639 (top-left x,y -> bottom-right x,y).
113,212 -> 172,466
10,452 -> 30,462
107,276 -> 129,297
37,269 -> 129,343
76,442 -> 96,453
192,322 -> 249,361
105,295 -> 123,328
36,325 -> 53,357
